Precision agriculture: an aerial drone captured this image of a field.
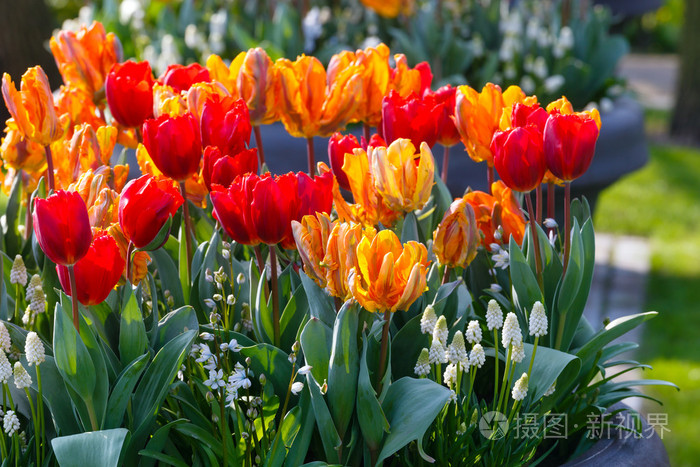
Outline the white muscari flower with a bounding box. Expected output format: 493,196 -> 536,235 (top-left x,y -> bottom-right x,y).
0,350 -> 12,384
10,255 -> 27,286
443,363 -> 458,389
529,301 -> 548,337
0,322 -> 11,353
420,305 -> 437,335
511,341 -> 525,363
469,344 -> 486,369
532,56 -> 548,79
492,249 -> 510,270
486,300 -> 504,331
291,381 -> 304,395
22,306 -> 34,327
414,348 -> 431,376
204,369 -> 225,390
448,389 -> 457,404
520,75 -> 536,95
502,312 -> 523,349
433,315 -> 448,345
544,382 -> 556,396
512,372 -> 529,401
428,339 -> 447,365
465,321 -> 482,345
27,275 -> 46,316
558,26 -> 574,50
25,332 -> 45,366
13,362 -> 31,389
3,410 -> 19,436
446,331 -> 468,366
544,75 -> 565,94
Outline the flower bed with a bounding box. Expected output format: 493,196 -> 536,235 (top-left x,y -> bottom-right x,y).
0,20 -> 674,466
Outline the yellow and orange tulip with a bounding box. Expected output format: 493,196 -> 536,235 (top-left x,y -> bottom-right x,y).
454,83 -> 508,166
0,122 -> 47,173
359,0 -> 414,18
292,213 -> 335,289
432,197 -> 479,268
323,221 -> 376,300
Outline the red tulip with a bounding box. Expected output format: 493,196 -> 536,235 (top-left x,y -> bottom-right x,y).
512,103 -> 548,132
251,173 -> 298,246
328,132 -> 360,191
105,60 -> 154,127
414,62 -> 434,96
380,90 -> 443,148
142,112 -> 202,181
296,170 -> 334,220
543,113 -> 599,182
160,63 -> 210,92
200,95 -> 252,156
119,174 -> 184,249
431,85 -> 460,147
202,145 -> 258,191
33,190 -> 92,266
211,174 -> 262,246
56,231 -> 125,306
492,126 -> 546,192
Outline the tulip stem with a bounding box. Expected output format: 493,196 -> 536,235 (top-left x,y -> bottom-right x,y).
535,184 -> 542,224
306,137 -> 316,177
563,182 -> 571,275
487,165 -> 494,193
547,181 -> 555,235
126,242 -> 134,284
44,144 -> 55,192
525,192 -> 544,293
377,310 -> 391,395
363,123 -> 371,144
441,145 -> 450,183
254,245 -> 269,300
24,187 -> 33,241
179,182 -> 193,277
253,126 -> 265,170
269,246 -> 281,348
441,266 -> 450,285
68,265 -> 80,334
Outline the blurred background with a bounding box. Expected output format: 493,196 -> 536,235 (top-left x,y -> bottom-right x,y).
1,0 -> 698,464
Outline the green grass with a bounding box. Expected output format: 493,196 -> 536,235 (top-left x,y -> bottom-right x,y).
594,143 -> 700,465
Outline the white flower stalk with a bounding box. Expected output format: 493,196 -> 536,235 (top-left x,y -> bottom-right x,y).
291,381 -> 304,395
512,372 -> 529,401
0,350 -> 11,384
22,306 -> 35,327
428,339 -> 447,365
10,255 -> 27,286
469,344 -> 486,369
0,322 -> 11,353
502,312 -> 523,349
443,363 -> 458,389
25,332 -> 45,366
511,341 -> 525,363
3,410 -> 19,436
446,331 -> 469,366
544,383 -> 556,396
465,320 -> 482,345
529,301 -> 548,337
486,300 -> 504,331
432,315 -> 448,345
13,362 -> 32,389
27,274 -> 46,316
420,305 -> 438,335
414,348 -> 431,376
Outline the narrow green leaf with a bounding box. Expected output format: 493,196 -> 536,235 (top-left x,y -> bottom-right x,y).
119,288 -> 148,366
306,373 -> 341,464
178,220 -> 190,304
150,248 -> 185,308
299,271 -> 335,329
104,353 -> 149,429
356,335 -> 389,450
300,317 -> 332,383
53,302 -> 96,401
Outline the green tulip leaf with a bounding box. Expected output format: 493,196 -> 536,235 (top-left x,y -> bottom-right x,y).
51,428 -> 129,467
119,288 -> 148,366
356,335 -> 390,450
104,353 -> 149,429
300,317 -> 333,384
53,302 -> 96,402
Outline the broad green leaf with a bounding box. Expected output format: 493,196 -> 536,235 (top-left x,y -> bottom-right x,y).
51,428 -> 129,467
509,236 -> 543,318
104,353 -> 149,429
253,263 -> 274,344
150,248 -> 185,308
390,314 -> 429,380
376,377 -> 451,465
119,288 -> 148,366
327,301 -> 360,439
3,175 -> 22,257
401,211 -> 420,243
150,306 -> 198,352
266,406 -> 303,467
299,271 -> 335,329
284,388 -> 315,467
306,373 -> 341,464
300,317 -> 332,383
356,335 -> 389,450
556,218 -> 584,314
280,282 -> 309,350
178,219 -> 190,304
138,419 -> 188,467
53,302 -> 95,401
240,343 -> 293,399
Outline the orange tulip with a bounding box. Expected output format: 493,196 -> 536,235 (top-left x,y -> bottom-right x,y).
68,124 -> 118,178
454,83 -> 506,166
186,81 -> 230,123
546,96 -> 602,130
55,85 -> 106,135
108,223 -> 151,285
464,181 -> 527,249
432,198 -> 479,268
153,83 -> 188,118
292,213 -> 335,288
370,139 -> 435,212
0,122 -> 47,173
2,66 -> 63,146
389,54 -> 424,97
235,48 -> 279,125
275,55 -> 363,137
50,21 -> 122,95
324,221 -> 376,300
359,0 -> 414,18
349,229 -> 428,313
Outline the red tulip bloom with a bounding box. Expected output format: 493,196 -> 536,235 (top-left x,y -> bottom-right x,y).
492,126 -> 546,192
430,85 -> 460,147
142,112 -> 202,181
202,145 -> 258,191
105,60 -> 154,127
543,113 -> 600,182
33,190 -> 92,266
380,90 -> 443,148
119,174 -> 184,249
328,132 -> 360,191
512,103 -> 548,132
160,63 -> 210,92
251,173 -> 299,246
211,173 -> 263,246
200,95 -> 252,156
56,231 -> 125,306
296,170 -> 334,219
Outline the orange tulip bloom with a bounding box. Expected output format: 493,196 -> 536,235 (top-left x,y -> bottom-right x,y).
69,124 -> 118,177
275,55 -> 363,137
454,83 -> 507,167
433,198 -> 479,268
50,21 -> 122,95
186,81 -> 230,123
108,223 -> 151,285
464,181 -> 527,249
292,213 -> 335,288
359,0 -> 414,18
349,229 -> 428,313
389,54 -> 424,97
546,96 -> 602,129
55,85 -> 106,135
324,221 -> 376,300
370,139 -> 435,213
1,122 -> 47,173
2,66 -> 64,146
153,83 -> 188,118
